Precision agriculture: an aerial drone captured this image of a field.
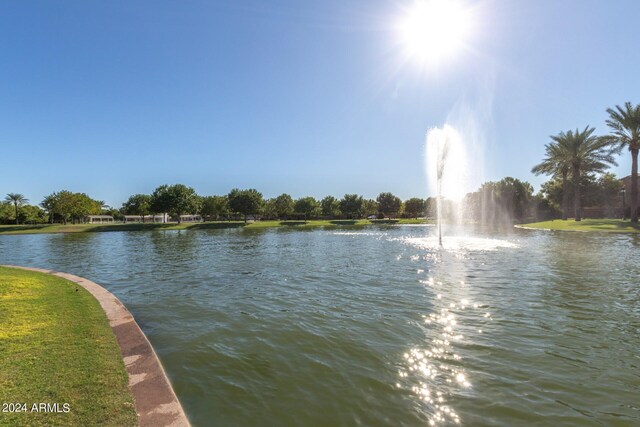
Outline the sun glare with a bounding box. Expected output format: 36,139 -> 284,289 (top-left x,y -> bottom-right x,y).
399,0 -> 472,65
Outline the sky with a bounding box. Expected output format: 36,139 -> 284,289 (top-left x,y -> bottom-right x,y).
1,0 -> 639,207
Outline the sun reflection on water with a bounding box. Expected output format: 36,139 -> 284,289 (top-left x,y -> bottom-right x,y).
398,274 -> 493,425
404,236 -> 518,252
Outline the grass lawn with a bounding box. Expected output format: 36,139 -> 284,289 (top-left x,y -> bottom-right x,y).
0,266 -> 137,426
518,218 -> 640,233
0,218 -> 433,235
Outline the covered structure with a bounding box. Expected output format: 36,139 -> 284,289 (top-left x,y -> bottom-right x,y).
123,214 -> 167,223
179,214 -> 202,223
86,215 -> 114,224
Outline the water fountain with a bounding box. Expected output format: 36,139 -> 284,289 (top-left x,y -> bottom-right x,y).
426,124 -> 464,245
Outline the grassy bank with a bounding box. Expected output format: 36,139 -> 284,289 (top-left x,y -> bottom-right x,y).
0,267 -> 137,426
518,219 -> 640,233
0,218 -> 433,235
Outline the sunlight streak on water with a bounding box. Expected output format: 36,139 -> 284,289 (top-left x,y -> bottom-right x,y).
398,274 -> 490,425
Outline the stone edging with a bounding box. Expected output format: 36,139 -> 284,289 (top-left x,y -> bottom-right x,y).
2,265 -> 190,427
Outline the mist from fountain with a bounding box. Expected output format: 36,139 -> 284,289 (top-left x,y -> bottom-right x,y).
426,124 -> 468,244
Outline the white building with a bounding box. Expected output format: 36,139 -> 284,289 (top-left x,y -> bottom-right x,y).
86,215 -> 114,224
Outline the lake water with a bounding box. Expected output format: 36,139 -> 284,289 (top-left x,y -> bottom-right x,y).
1,225 -> 639,426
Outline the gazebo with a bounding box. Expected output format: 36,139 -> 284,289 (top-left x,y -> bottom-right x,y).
123,214 -> 168,223
179,214 -> 202,223
86,215 -> 114,224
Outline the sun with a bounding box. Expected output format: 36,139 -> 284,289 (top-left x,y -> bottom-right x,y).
399,0 -> 472,65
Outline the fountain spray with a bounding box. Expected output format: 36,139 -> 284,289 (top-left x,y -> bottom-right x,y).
436,135 -> 450,246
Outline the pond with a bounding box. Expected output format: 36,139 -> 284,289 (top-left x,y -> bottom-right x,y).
1,225 -> 639,426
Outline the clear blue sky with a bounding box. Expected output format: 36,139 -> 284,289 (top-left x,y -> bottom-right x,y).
1,0 -> 639,207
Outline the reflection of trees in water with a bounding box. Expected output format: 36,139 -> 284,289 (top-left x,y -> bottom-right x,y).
537,233 -> 640,422
42,233 -> 102,272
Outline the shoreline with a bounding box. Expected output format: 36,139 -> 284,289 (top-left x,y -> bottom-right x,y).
0,219 -> 432,236
516,219 -> 640,234
2,265 -> 190,427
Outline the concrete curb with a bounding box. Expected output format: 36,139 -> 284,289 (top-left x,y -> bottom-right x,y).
2,265 -> 190,427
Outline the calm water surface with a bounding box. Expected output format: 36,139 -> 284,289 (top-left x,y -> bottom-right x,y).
1,225 -> 639,426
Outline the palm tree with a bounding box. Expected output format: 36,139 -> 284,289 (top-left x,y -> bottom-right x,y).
563,127 -> 617,221
532,139 -> 571,220
5,193 -> 29,225
605,102 -> 640,223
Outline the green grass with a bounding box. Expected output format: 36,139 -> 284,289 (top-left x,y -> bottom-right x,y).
0,267 -> 137,427
0,218 -> 434,235
518,218 -> 640,233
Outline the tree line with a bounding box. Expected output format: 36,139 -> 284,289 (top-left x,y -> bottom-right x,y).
0,187 -> 438,225
2,173 -> 628,226
3,170 -> 625,226
120,187 -> 435,223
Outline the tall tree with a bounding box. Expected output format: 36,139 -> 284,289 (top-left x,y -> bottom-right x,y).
294,197 -> 319,220
121,194 -> 151,218
363,199 -> 378,218
227,188 -> 264,223
149,184 -> 200,223
605,102 -> 640,222
494,177 -> 534,221
273,193 -> 294,219
376,192 -> 401,219
597,173 -> 624,214
5,193 -> 28,225
200,196 -> 229,221
339,194 -> 364,219
17,205 -> 47,224
40,191 -> 102,224
532,138 -> 572,220
562,127 -> 617,221
262,198 -> 278,220
404,198 -> 427,219
320,196 -> 340,218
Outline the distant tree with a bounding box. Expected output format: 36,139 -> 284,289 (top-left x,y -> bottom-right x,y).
426,197 -> 437,217
339,194 -> 364,219
5,193 -> 28,225
121,194 -> 151,218
529,192 -> 558,221
0,202 -> 13,224
465,178 -> 534,223
376,192 -> 401,219
562,127 -> 617,221
532,137 -> 572,220
320,196 -> 341,218
40,191 -> 102,224
605,102 -> 640,222
597,173 -> 624,213
494,177 -> 534,221
150,184 -> 200,223
227,188 -> 264,222
404,198 -> 427,218
363,199 -> 378,218
294,197 -> 320,220
200,195 -> 229,221
40,194 -> 56,223
102,206 -> 123,221
274,193 -> 294,219
262,198 -> 278,220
